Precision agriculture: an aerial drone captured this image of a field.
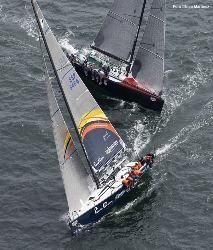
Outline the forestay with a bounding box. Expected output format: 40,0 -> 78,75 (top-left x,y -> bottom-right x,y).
46,78 -> 95,212
132,0 -> 165,94
91,0 -> 145,64
32,0 -> 125,180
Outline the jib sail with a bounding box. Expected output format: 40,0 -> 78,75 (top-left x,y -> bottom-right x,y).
132,0 -> 165,94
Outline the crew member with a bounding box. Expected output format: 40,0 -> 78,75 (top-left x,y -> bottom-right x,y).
132,161 -> 142,170
140,153 -> 154,166
121,175 -> 133,187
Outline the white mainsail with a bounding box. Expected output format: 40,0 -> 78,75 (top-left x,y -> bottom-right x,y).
47,79 -> 95,212
32,0 -> 125,188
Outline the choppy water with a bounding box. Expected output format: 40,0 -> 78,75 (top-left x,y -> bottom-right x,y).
0,0 -> 213,249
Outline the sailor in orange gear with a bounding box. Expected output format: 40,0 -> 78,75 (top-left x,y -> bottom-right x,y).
128,166 -> 142,183
122,175 -> 133,187
132,169 -> 141,177
132,161 -> 142,171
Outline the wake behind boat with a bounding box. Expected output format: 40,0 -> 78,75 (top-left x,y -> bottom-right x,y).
32,0 -> 155,234
63,0 -> 165,112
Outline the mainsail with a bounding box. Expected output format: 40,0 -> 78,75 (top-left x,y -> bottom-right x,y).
32,0 -> 125,184
132,0 -> 165,94
47,78 -> 95,212
91,0 -> 145,64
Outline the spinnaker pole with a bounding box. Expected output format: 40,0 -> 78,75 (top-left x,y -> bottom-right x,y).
126,0 -> 147,76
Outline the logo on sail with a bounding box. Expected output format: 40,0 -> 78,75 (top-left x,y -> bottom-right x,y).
105,141 -> 118,154
93,156 -> 104,167
78,108 -> 123,170
69,72 -> 80,90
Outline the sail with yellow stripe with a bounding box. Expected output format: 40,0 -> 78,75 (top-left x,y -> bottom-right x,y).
46,77 -> 96,212
32,0 -> 125,185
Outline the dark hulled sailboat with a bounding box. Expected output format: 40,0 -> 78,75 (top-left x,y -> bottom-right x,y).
64,0 -> 166,111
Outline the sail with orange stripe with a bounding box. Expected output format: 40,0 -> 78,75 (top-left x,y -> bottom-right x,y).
32,0 -> 125,184
46,77 -> 96,212
78,107 -> 125,172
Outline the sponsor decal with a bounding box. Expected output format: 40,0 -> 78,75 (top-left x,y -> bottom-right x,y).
69,72 -> 80,90
103,131 -> 110,141
94,200 -> 113,214
93,156 -> 104,167
105,141 -> 118,154
115,190 -> 126,200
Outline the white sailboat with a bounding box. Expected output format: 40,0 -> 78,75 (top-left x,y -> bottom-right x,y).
32,0 -> 154,234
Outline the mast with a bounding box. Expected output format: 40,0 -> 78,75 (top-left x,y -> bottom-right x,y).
126,0 -> 147,76
31,0 -> 100,188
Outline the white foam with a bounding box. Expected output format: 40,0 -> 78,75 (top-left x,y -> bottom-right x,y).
0,4 -> 39,40
20,14 -> 38,39
165,62 -> 208,112
155,143 -> 172,156
59,212 -> 69,222
133,120 -> 151,156
155,100 -> 213,160
115,198 -> 137,215
59,38 -> 78,55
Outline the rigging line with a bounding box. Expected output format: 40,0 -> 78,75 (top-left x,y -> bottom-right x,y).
60,148 -> 78,168
64,149 -> 77,162
51,108 -> 60,118
56,61 -> 72,73
76,89 -> 89,102
108,10 -> 137,26
150,14 -> 164,22
140,46 -> 164,60
91,45 -> 130,65
60,68 -> 72,82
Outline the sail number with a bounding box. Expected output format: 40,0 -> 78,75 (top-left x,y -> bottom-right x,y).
69,72 -> 80,90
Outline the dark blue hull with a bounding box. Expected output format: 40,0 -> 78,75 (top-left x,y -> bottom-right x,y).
78,186 -> 126,224
69,172 -> 148,234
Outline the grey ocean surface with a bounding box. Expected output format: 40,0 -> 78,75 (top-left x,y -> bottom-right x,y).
0,0 -> 213,249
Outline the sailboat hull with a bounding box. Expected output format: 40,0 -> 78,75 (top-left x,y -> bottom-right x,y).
73,186 -> 126,225
68,168 -> 149,234
73,62 -> 164,112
